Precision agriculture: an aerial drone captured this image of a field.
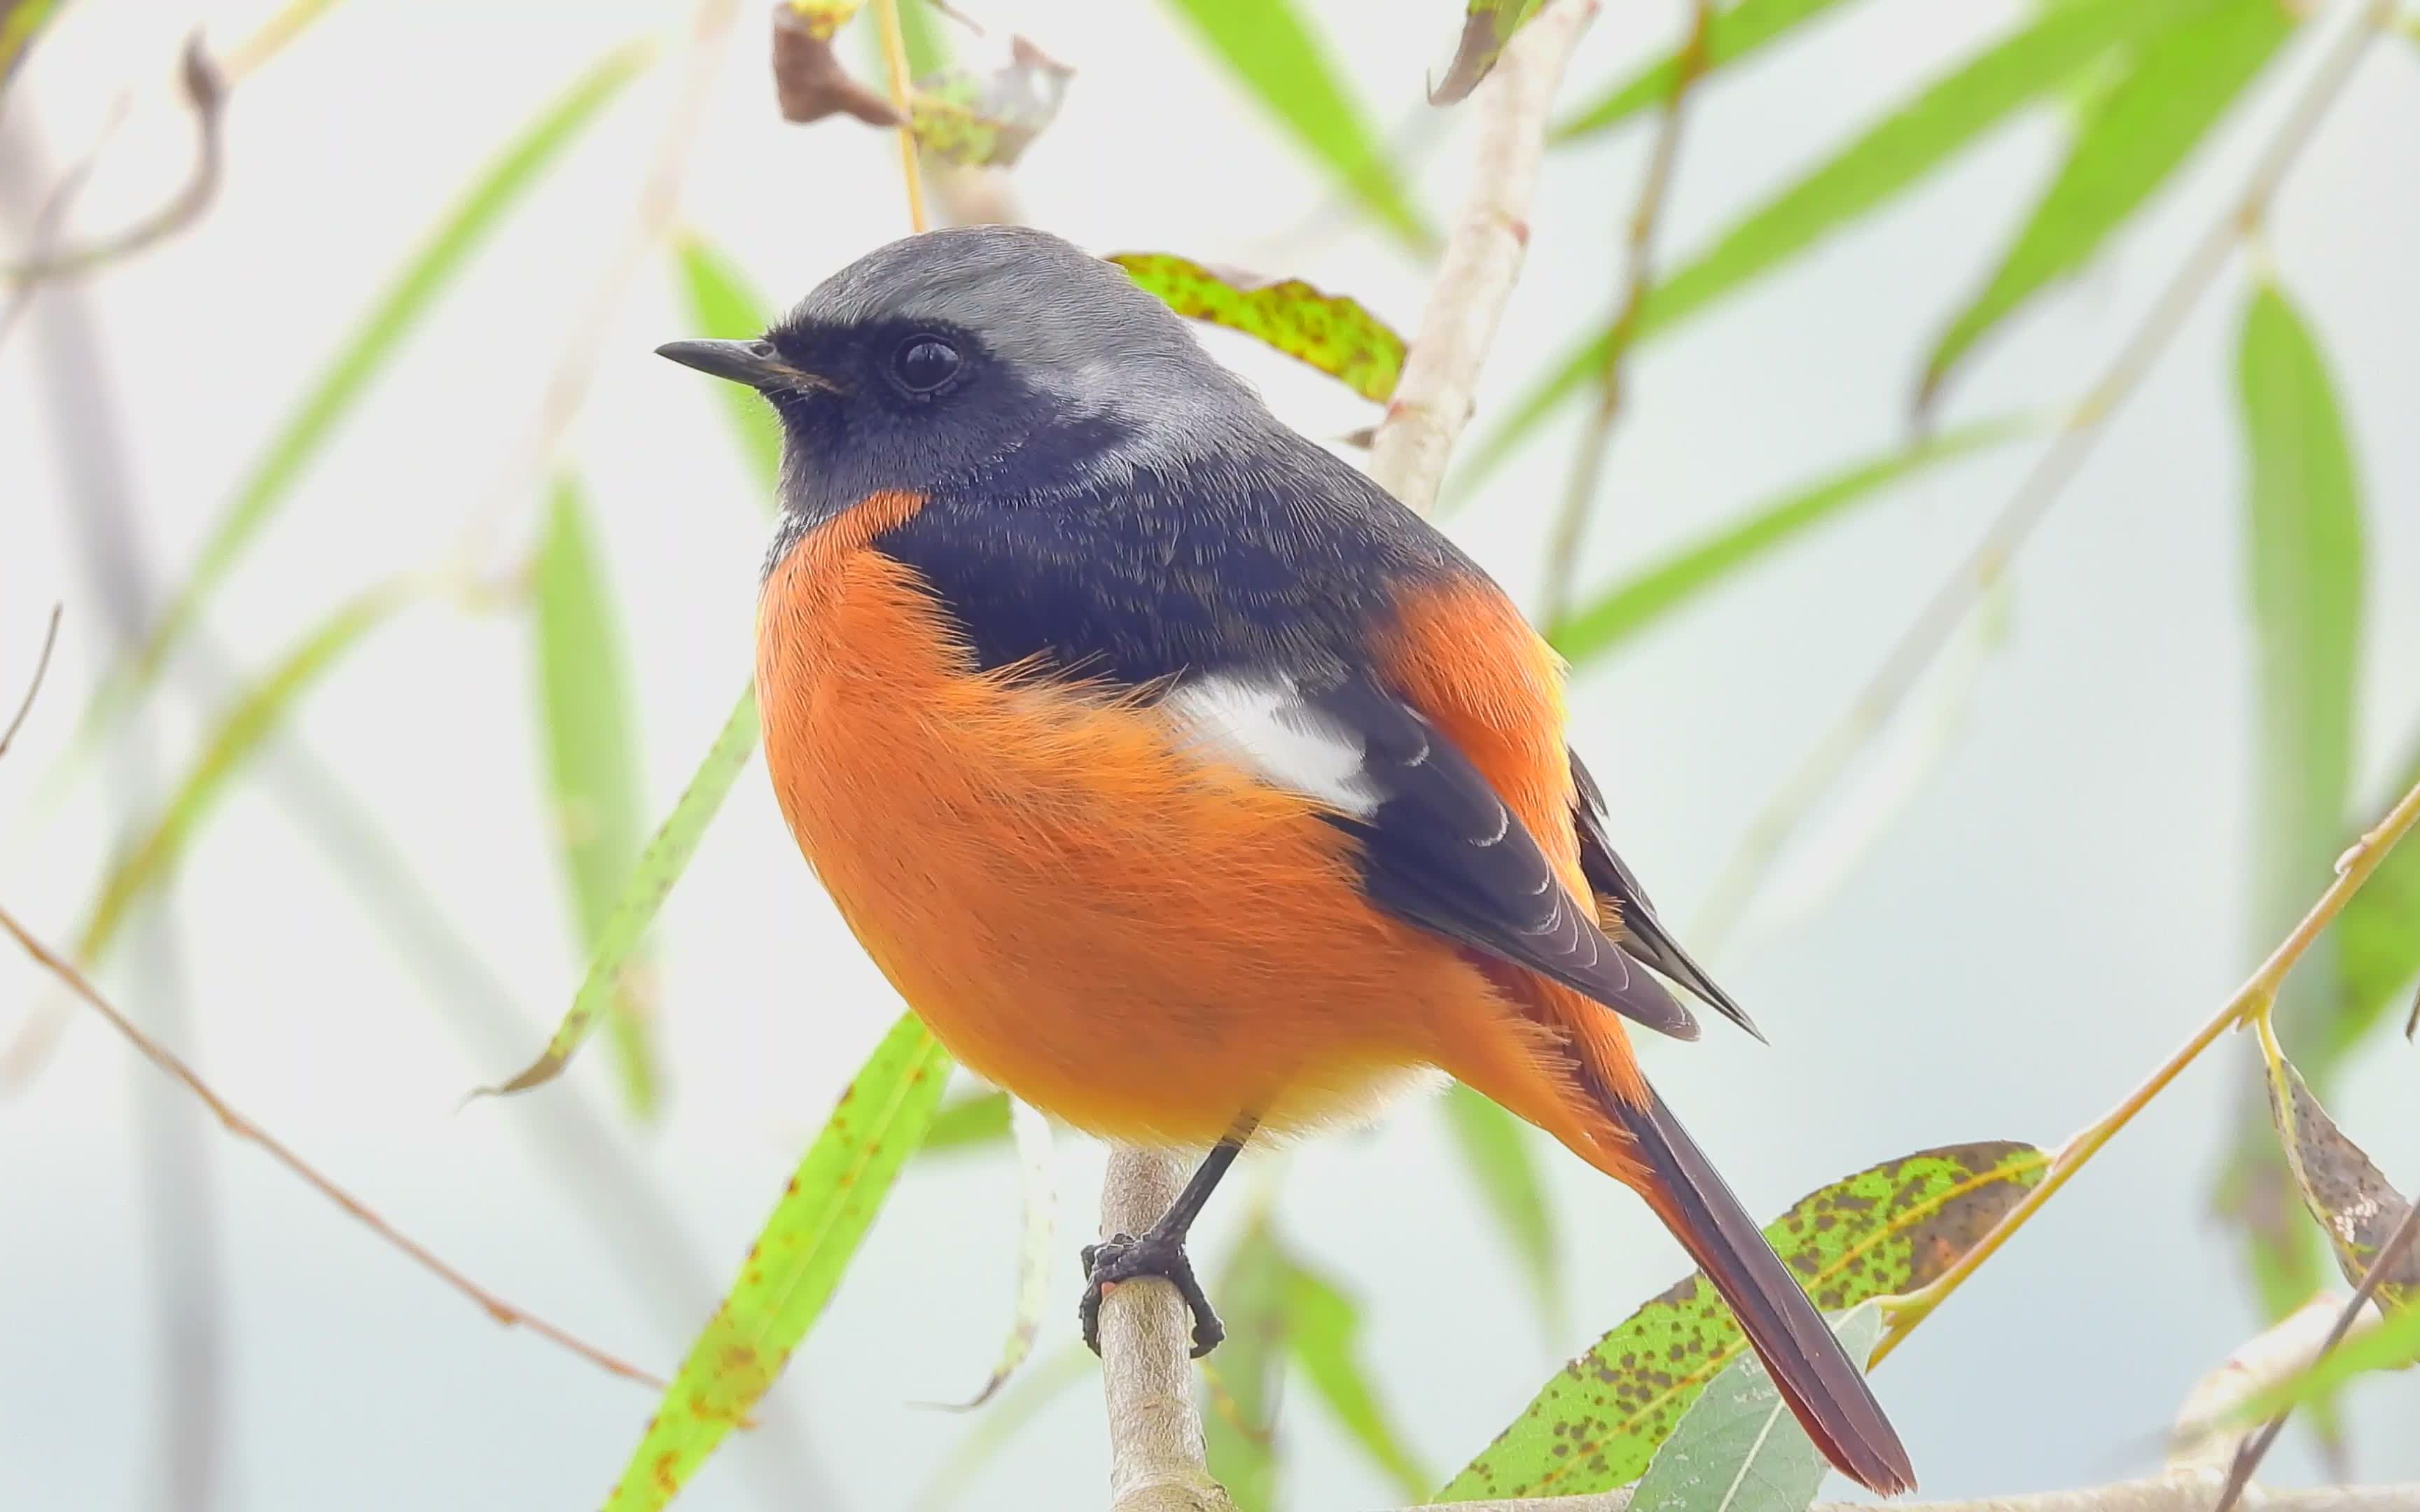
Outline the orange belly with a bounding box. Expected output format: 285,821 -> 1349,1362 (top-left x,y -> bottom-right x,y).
751,498 -> 1566,1146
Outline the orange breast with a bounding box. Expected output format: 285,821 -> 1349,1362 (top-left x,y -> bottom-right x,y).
753,496 -> 1531,1146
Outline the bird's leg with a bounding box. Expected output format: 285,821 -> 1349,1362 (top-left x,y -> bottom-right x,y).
1080,1116 -> 1258,1359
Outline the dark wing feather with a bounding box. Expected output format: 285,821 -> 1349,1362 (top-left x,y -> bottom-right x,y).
1569,751 -> 1763,1041
1316,680 -> 1698,1041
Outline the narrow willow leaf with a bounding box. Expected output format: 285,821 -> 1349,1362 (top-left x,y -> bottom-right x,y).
1440,1085 -> 1564,1333
1458,0 -> 2213,493
1553,0 -> 1856,141
604,1014 -> 952,1511
2223,282 -> 2365,1320
910,38 -> 1075,169
938,1097 -> 1055,1408
119,41 -> 653,706
1110,252 -> 1406,402
534,477 -> 659,1117
75,580 -> 422,971
2332,736 -> 2420,1065
1286,1259 -> 1432,1501
1436,1141 -> 2045,1502
2258,1020 -> 2417,1310
1550,418 -> 2033,664
480,682 -> 760,1097
1431,0 -> 1546,106
1152,0 -> 1435,251
1917,0 -> 2295,414
1629,1301 -> 1884,1512
2234,1296 -> 2420,1424
912,1345 -> 1096,1511
1201,1214 -> 1291,1512
918,1086 -> 1013,1156
672,237 -> 783,491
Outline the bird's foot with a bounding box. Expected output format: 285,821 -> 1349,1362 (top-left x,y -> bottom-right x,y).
1080,1229 -> 1224,1359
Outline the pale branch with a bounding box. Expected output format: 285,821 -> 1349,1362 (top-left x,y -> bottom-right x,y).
1364,0 -> 1598,512
1688,0 -> 2398,953
2168,1294 -> 2377,1474
1094,4 -> 1599,1507
1406,1480 -> 2420,1512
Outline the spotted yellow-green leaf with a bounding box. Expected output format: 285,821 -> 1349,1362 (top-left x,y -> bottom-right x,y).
1434,1140 -> 2045,1502
2257,1018 -> 2416,1311
1553,0 -> 1858,141
1153,0 -> 1435,252
1286,1259 -> 1431,1502
1917,0 -> 2295,416
673,237 -> 782,493
1549,417 -> 2033,664
1629,1301 -> 1884,1512
908,38 -> 1073,169
480,682 -> 760,1098
1441,1085 -> 1564,1335
1110,252 -> 1406,402
1432,0 -> 1545,106
1202,1212 -> 1291,1512
533,477 -> 660,1118
1456,0 -> 2215,496
604,1013 -> 951,1511
918,1086 -> 1013,1156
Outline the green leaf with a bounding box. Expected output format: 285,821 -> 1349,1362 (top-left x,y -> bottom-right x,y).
604,1013 -> 951,1511
1553,0 -> 1857,141
1285,1259 -> 1431,1502
2234,1295 -> 2420,1424
909,38 -> 1075,169
1109,252 -> 1406,402
1151,0 -> 1435,252
480,682 -> 760,1097
1628,1301 -> 1884,1512
2332,735 -> 2420,1065
918,1086 -> 1014,1156
1202,1214 -> 1291,1512
672,237 -> 783,493
1440,1085 -> 1563,1334
533,477 -> 660,1118
2220,282 -> 2366,1319
118,41 -> 653,708
1435,1140 -> 2045,1502
1548,418 -> 2034,663
1917,0 -> 2295,414
1458,0 -> 2215,494
1431,0 -> 1546,106
1,0 -> 67,87
76,580 -> 422,969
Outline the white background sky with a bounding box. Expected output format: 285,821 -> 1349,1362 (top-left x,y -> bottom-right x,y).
3,1 -> 2418,1508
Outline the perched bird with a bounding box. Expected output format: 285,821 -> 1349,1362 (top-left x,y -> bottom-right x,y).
659,224 -> 1914,1494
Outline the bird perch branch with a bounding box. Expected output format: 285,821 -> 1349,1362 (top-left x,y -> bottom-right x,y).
1092,3 -> 1597,1507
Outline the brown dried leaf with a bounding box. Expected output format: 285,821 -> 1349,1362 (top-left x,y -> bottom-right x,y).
772,2 -> 902,126
2262,1028 -> 2419,1310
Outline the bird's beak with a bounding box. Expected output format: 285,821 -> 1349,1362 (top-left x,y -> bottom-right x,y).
654,338 -> 831,392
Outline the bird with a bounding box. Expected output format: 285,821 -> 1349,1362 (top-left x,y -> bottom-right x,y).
657,223 -> 1914,1495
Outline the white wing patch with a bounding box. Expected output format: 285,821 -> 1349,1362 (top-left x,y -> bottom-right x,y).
1163,671 -> 1381,817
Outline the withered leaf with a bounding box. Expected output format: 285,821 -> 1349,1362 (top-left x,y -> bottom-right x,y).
2263,1037 -> 2418,1310
908,36 -> 1072,168
772,2 -> 903,126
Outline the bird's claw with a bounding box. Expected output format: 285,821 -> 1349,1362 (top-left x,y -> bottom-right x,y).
1079,1229 -> 1225,1358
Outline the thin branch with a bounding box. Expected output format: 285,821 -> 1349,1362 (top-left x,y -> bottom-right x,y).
2216,1196 -> 2420,1512
1,36 -> 224,285
0,603 -> 60,760
875,0 -> 931,233
1689,0 -> 2397,953
1407,1480 -> 2420,1512
1364,0 -> 1599,512
2168,1294 -> 2375,1474
1870,771 -> 2420,1360
1536,0 -> 1716,631
0,899 -> 672,1396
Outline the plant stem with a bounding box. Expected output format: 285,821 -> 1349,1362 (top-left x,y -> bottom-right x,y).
877,0 -> 930,233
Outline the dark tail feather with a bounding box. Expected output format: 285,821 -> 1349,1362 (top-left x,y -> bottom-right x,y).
1613,1090 -> 1916,1495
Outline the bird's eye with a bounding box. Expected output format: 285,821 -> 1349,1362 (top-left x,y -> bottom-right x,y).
890,334 -> 963,396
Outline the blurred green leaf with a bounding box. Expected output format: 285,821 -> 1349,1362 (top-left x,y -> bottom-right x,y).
1152,0 -> 1435,252
1459,0 -> 2213,493
1917,0 -> 2294,415
1431,0 -> 1546,106
480,682 -> 761,1098
76,580 -> 422,970
910,38 -> 1075,169
1435,1140 -> 2044,1502
1109,251 -> 1406,402
673,237 -> 783,492
1285,1259 -> 1431,1502
1549,417 -> 2033,663
1629,1301 -> 1884,1512
533,476 -> 660,1118
1440,1085 -> 1563,1335
0,0 -> 64,87
605,1013 -> 952,1511
2235,1292 -> 2420,1424
941,1096 -> 1056,1408
2332,735 -> 2420,1065
2222,281 -> 2365,1321
912,1344 -> 1095,1511
1202,1214 -> 1291,1512
2259,1023 -> 2417,1310
919,1086 -> 1014,1156
1554,0 -> 1856,141
118,41 -> 653,710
